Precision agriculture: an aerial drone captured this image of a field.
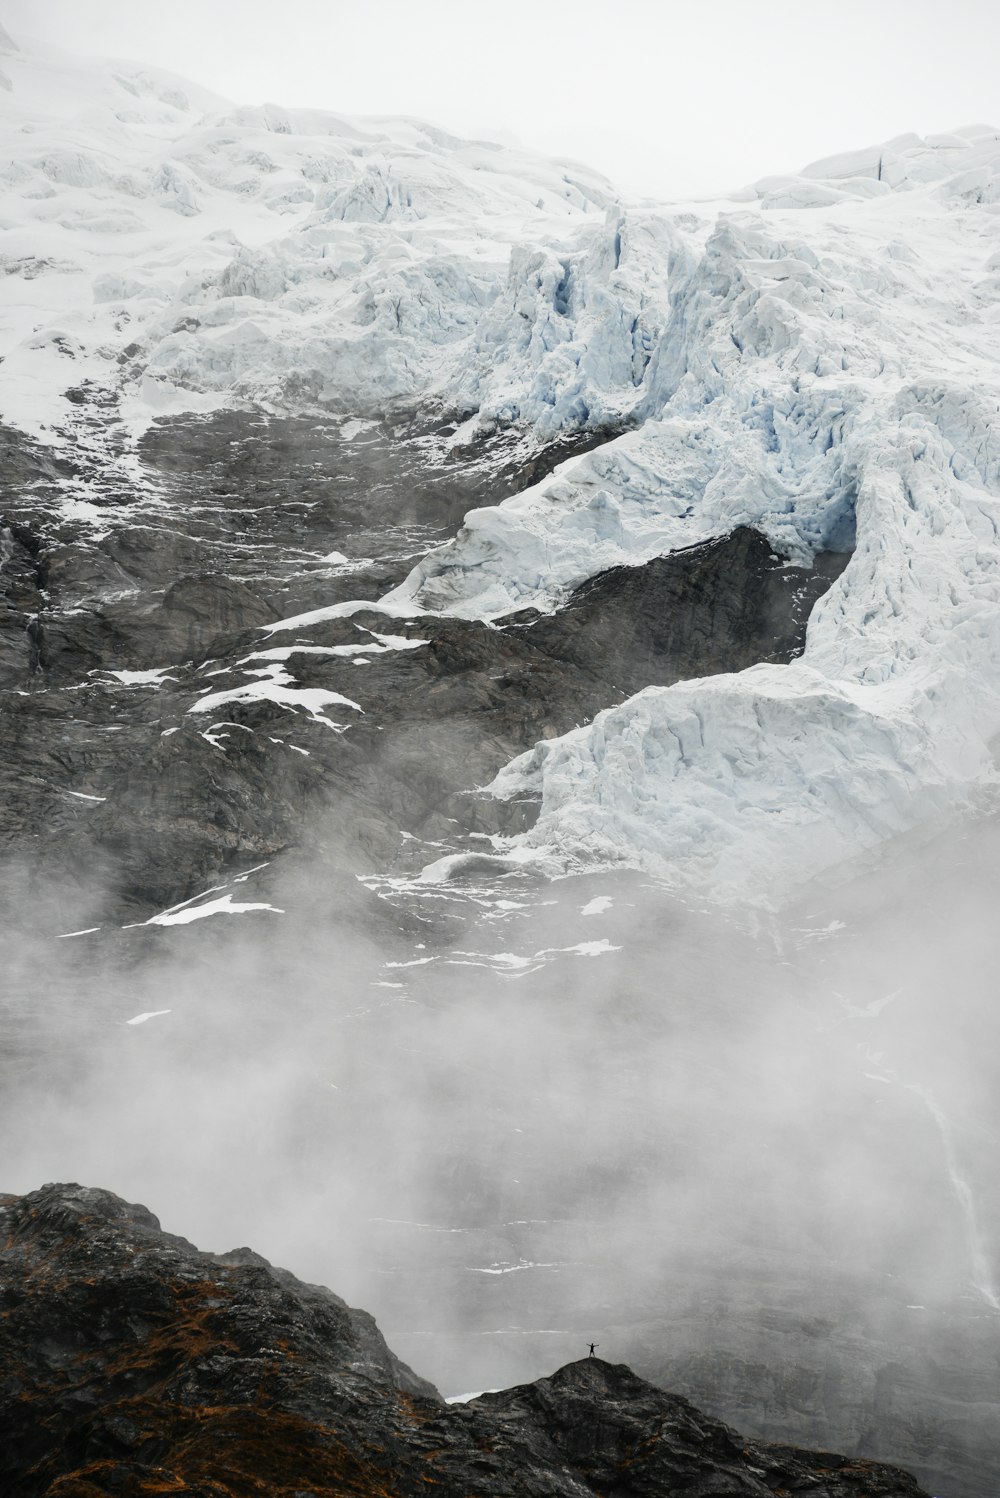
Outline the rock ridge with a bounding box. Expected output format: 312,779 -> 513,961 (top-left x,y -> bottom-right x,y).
0,1182 -> 929,1497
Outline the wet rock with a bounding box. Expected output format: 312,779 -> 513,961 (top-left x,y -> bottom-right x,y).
0,518 -> 47,673
156,573 -> 282,657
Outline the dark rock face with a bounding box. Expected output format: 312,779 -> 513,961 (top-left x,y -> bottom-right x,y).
516,525 -> 850,694
0,407 -> 847,927
0,1183 -> 928,1498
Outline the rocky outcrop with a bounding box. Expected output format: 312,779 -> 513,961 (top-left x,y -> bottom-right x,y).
0,1183 -> 928,1498
514,525 -> 849,692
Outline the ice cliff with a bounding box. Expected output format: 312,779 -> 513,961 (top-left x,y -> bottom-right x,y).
393,137 -> 1000,904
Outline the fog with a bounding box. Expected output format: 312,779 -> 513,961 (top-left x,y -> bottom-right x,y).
5,785 -> 999,1400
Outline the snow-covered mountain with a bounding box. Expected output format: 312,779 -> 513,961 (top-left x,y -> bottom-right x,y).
0,26 -> 639,436
4,28 -> 1000,1498
5,30 -> 1000,907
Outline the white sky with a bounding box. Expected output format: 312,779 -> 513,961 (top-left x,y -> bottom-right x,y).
7,0 -> 1000,197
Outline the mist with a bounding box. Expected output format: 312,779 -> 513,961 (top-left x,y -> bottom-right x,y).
5,780 -> 999,1407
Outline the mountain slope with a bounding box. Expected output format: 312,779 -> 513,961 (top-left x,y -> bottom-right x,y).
7,29 -> 996,905
0,1183 -> 929,1498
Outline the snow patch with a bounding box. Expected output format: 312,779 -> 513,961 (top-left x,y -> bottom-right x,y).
102,667 -> 177,686
580,895 -> 613,915
142,893 -> 284,927
187,662 -> 361,723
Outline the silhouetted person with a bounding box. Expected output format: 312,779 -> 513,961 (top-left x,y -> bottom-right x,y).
588,1343 -> 598,1358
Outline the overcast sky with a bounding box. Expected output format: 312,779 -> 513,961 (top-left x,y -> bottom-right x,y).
8,0 -> 999,198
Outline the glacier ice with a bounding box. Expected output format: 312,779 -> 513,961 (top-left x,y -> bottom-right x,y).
393,154 -> 1000,902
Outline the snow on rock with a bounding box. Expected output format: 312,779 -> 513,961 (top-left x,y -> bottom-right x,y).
580,896 -> 613,916
186,663 -> 362,726
142,893 -> 284,927
101,667 -> 178,686
240,630 -> 429,664
261,597 -> 429,635
537,939 -> 621,958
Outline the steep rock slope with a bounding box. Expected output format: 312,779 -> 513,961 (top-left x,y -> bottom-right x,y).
0,399 -> 841,928
0,1183 -> 929,1497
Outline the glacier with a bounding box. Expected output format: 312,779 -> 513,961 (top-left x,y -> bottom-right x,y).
3,27 -> 1000,908
0,29 -> 631,437
395,142 -> 1000,904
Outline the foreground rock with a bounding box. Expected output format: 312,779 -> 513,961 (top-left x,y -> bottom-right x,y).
0,1183 -> 928,1497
